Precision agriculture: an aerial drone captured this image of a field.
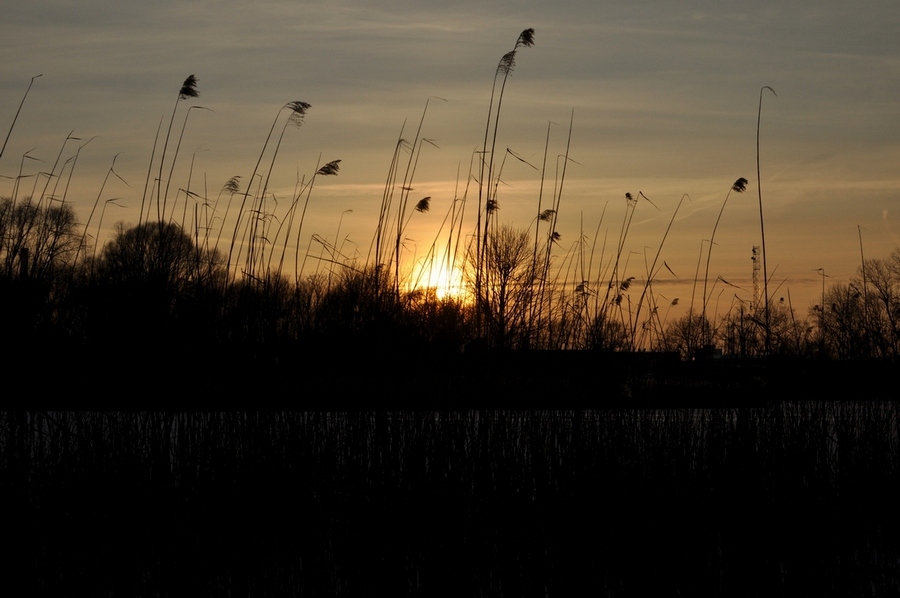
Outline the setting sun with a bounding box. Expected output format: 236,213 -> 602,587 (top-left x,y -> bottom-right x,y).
409,257 -> 468,301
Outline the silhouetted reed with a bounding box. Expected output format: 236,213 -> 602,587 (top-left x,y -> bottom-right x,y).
156,75 -> 199,222
475,29 -> 535,321
757,85 -> 777,353
6,32 -> 900,368
224,100 -> 311,284
0,74 -> 41,162
701,178 -> 747,329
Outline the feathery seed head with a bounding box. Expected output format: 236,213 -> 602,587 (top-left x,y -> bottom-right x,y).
497,50 -> 517,75
223,175 -> 241,194
415,196 -> 431,213
625,192 -> 633,201
179,75 -> 199,100
732,177 -> 749,193
517,28 -> 535,49
486,199 -> 499,214
539,209 -> 556,222
287,101 -> 312,126
316,159 -> 341,176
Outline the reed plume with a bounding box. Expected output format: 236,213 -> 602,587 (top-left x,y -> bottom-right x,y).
476,28 -> 535,314
157,75 -> 200,222
224,100 -> 311,284
700,177 -> 748,339
288,158 -> 341,280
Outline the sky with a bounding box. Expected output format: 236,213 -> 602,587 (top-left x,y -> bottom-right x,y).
3,0 -> 899,318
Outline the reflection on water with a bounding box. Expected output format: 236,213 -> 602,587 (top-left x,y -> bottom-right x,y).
7,405 -> 899,596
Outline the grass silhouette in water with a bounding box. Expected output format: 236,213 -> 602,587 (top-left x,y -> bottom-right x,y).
3,408 -> 898,596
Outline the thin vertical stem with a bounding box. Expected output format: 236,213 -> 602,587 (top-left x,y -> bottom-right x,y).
0,74 -> 41,162
757,85 -> 776,354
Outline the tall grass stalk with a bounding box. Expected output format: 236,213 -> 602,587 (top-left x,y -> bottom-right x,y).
391,98 -> 443,296
224,100 -> 310,285
757,85 -> 776,354
156,75 -> 199,223
212,175 -> 241,255
524,126 -> 574,346
411,198 -> 460,293
267,171 -> 306,276
248,102 -> 313,278
530,121 -> 554,309
34,130 -> 77,211
247,112 -> 306,278
438,158 -> 474,297
370,123 -> 406,276
75,153 -> 127,271
50,135 -> 95,209
476,28 -> 535,314
162,105 -> 210,223
325,209 -> 353,287
93,197 -> 125,261
688,238 -> 710,322
9,149 -> 41,209
0,74 -> 41,162
537,114 -> 574,340
700,178 -> 747,341
604,192 -> 645,311
293,159 -> 341,281
139,116 -> 165,227
631,193 -> 688,349
857,224 -> 871,353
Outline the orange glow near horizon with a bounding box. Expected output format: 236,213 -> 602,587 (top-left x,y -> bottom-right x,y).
408,252 -> 469,301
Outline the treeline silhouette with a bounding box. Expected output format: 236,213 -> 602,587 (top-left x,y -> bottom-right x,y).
3,49 -> 898,405
1,194 -> 899,403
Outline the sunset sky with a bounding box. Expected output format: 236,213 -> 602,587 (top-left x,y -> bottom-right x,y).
3,0 -> 899,316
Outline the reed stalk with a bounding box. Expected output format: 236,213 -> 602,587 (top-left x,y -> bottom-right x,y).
475,28 -> 535,319
757,85 -> 776,354
224,100 -> 310,285
157,75 -> 199,223
700,178 -> 747,342
0,74 -> 41,162
631,193 -> 688,350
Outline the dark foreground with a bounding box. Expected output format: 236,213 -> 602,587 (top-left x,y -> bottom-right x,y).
17,347 -> 899,408
2,407 -> 899,596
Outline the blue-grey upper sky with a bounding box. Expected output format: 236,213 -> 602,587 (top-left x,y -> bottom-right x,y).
3,0 -> 899,312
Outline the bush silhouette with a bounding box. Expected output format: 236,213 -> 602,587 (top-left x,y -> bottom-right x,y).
85,221 -> 224,360
98,221 -> 222,290
0,196 -> 80,280
0,197 -> 81,349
